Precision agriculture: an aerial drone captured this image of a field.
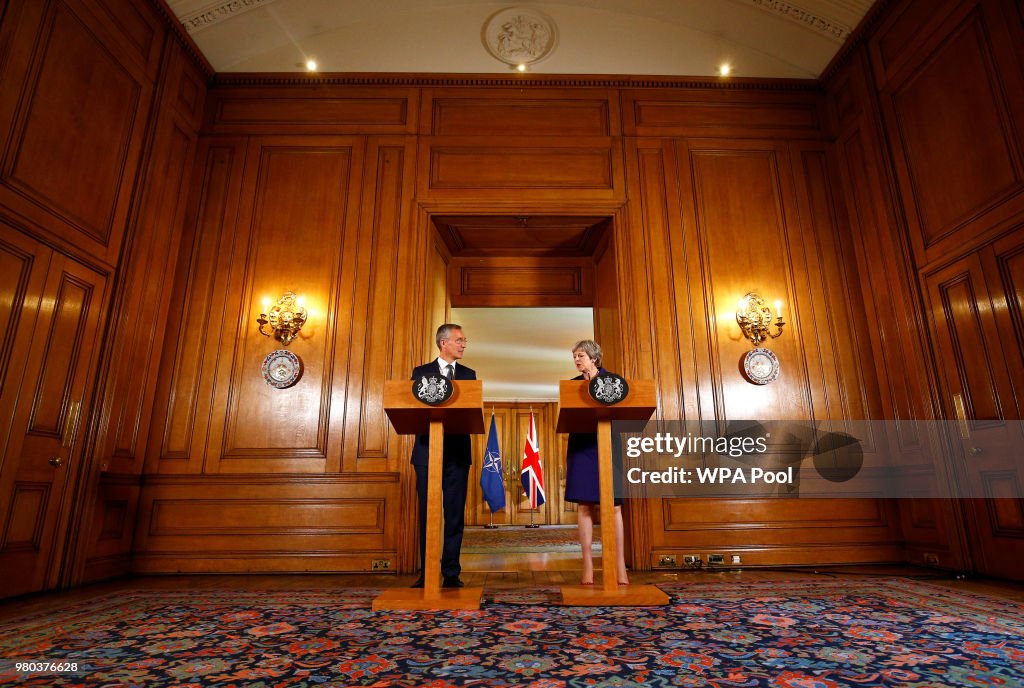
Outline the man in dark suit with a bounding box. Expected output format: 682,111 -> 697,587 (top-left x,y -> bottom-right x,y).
410,323 -> 475,589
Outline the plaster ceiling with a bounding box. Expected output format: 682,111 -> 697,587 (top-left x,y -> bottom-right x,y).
168,0 -> 875,78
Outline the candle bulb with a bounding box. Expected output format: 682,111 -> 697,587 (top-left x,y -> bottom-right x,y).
262,297 -> 270,315
774,300 -> 783,319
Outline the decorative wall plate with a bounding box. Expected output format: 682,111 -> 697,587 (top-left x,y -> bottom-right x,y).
742,347 -> 780,385
413,375 -> 453,406
261,349 -> 302,388
588,372 -> 629,404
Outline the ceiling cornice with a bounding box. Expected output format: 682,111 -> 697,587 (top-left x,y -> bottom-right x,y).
211,72 -> 823,92
178,0 -> 275,33
152,0 -> 216,78
819,0 -> 897,84
743,0 -> 853,42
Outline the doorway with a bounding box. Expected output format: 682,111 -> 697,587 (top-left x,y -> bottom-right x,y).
453,306 -> 593,527
416,209 -> 628,570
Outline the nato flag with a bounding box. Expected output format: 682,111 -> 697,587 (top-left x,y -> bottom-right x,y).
480,415 -> 506,512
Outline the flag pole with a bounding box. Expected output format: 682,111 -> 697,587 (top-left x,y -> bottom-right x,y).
525,404 -> 540,528
485,405 -> 499,529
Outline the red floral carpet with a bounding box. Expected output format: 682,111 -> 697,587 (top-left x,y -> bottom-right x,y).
1,578 -> 1022,686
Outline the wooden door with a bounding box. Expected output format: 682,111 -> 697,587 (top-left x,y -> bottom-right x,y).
467,402 -> 570,526
0,246 -> 107,596
925,238 -> 1024,580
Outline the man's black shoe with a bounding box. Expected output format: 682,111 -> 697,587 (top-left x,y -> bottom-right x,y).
410,575 -> 424,588
442,576 -> 465,588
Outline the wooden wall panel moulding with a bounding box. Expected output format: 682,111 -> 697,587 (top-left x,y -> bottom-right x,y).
622,89 -> 825,138
97,497 -> 130,542
206,87 -> 418,134
146,0 -> 215,79
163,39 -> 207,129
906,497 -> 941,529
206,136 -> 365,473
827,68 -> 863,129
684,140 -> 813,423
99,115 -> 197,475
2,482 -> 50,550
868,0 -> 970,88
448,256 -> 593,307
0,0 -> 153,267
420,86 -> 620,137
882,4 -> 1024,264
428,96 -> 614,137
419,137 -> 625,202
133,475 -> 400,559
147,140 -> 247,474
76,0 -> 165,79
131,552 -> 398,574
788,144 -> 879,422
662,497 -> 890,532
81,553 -> 131,583
426,140 -> 616,189
626,140 -> 688,422
148,498 -> 385,537
836,125 -> 939,432
342,141 -> 416,470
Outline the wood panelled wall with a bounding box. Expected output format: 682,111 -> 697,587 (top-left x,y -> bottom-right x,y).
130,68 -> 906,575
2,0 -> 1022,594
0,0 -> 208,594
825,0 -> 1024,577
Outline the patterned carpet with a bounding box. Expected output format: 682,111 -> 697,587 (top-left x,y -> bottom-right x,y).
2,578 -> 1022,686
462,524 -> 601,553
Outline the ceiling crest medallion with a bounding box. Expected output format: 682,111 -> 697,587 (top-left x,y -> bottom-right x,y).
482,7 -> 558,69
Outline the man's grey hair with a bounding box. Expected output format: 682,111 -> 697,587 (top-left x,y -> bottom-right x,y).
436,323 -> 463,349
571,339 -> 603,368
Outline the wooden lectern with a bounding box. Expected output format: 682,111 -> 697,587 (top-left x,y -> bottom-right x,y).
556,379 -> 669,606
373,379 -> 485,611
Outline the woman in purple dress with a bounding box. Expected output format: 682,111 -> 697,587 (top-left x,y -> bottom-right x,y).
564,339 -> 629,585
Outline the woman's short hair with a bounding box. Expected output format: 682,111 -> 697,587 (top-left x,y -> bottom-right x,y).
571,339 -> 603,368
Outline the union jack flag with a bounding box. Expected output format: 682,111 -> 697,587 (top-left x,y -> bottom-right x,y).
520,412 -> 545,508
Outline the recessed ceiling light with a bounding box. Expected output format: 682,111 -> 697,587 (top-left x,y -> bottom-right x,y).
719,63 -> 732,76
305,59 -> 318,72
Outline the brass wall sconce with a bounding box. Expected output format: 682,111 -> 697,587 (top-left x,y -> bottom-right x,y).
257,291 -> 307,346
736,292 -> 785,346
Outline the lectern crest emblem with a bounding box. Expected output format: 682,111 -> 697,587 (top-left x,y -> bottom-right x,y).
589,373 -> 629,405
413,375 -> 452,406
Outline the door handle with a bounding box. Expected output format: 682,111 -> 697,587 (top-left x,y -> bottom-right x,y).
49,457 -> 63,468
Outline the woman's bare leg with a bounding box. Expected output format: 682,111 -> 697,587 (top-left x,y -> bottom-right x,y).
614,505 -> 629,584
577,503 -> 595,584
